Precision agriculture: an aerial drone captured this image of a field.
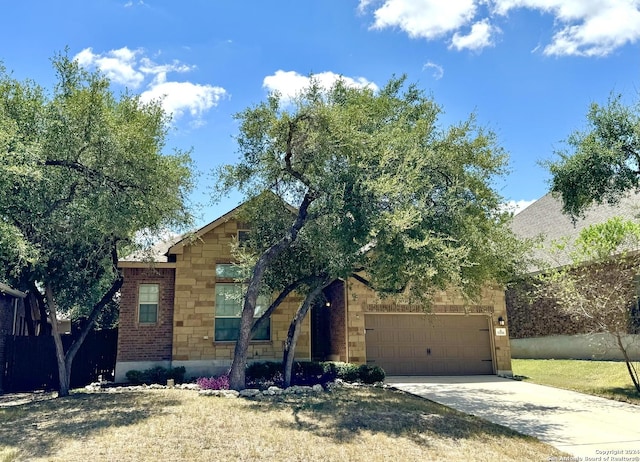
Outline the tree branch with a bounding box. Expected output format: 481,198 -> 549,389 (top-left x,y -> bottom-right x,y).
64,243 -> 123,363
250,274 -> 321,337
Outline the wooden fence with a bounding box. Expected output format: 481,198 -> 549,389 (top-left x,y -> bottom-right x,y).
1,328 -> 118,393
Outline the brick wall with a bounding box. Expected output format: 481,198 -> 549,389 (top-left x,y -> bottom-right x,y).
116,267 -> 175,362
506,276 -> 625,339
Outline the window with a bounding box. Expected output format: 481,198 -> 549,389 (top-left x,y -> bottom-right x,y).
215,264 -> 270,341
138,284 -> 159,324
237,229 -> 250,246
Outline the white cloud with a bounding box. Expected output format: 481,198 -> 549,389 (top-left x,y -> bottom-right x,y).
140,74 -> 227,119
495,0 -> 640,56
362,0 -> 477,39
73,47 -> 227,123
503,199 -> 536,215
75,47 -> 145,88
263,70 -> 378,103
360,0 -> 640,56
450,19 -> 497,51
422,61 -> 444,80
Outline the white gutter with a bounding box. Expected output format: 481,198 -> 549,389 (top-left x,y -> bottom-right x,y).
0,282 -> 26,299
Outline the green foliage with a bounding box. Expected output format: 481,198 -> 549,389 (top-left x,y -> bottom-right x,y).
357,364 -> 386,384
572,216 -> 640,262
547,94 -> 640,218
245,361 -> 385,388
217,75 -> 529,305
125,366 -> 186,385
0,53 -> 193,317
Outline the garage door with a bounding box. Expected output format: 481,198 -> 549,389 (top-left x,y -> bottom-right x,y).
365,314 -> 493,375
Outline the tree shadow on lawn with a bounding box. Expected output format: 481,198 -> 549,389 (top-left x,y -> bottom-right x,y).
0,391 -> 181,459
598,386 -> 640,404
245,386 -> 541,448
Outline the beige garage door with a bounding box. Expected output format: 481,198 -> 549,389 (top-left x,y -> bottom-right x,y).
365,314 -> 493,375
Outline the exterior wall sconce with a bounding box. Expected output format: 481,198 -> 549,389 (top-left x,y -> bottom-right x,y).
497,316 -> 505,326
325,301 -> 331,307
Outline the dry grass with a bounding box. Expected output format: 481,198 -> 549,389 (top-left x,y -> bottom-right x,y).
0,386 -> 566,462
512,359 -> 640,405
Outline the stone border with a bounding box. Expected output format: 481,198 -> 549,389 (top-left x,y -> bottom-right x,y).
82,379 -> 388,399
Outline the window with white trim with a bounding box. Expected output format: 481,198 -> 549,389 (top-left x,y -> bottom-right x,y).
215,264 -> 270,341
138,284 -> 159,324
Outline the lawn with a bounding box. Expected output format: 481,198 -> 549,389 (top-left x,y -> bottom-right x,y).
0,386 -> 566,462
512,359 -> 640,405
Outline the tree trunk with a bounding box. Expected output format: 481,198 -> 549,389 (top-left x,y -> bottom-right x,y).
45,284 -> 71,397
615,331 -> 640,393
283,282 -> 327,388
228,193 -> 315,390
43,250 -> 123,397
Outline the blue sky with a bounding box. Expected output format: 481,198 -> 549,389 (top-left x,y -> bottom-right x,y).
2,0 -> 639,225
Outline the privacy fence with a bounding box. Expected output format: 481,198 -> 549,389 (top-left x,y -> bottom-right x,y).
0,328 -> 117,393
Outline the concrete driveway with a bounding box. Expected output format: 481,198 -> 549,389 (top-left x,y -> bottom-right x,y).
386,376 -> 640,460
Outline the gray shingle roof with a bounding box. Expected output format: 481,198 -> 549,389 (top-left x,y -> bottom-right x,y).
512,191 -> 640,269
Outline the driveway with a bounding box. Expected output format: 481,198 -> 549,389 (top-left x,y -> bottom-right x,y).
386,376 -> 640,460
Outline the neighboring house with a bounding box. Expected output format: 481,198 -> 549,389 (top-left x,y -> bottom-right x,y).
0,282 -> 27,393
507,192 -> 640,360
115,204 -> 513,382
0,282 -> 27,337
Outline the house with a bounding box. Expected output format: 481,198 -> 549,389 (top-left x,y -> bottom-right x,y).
0,282 -> 27,337
115,204 -> 513,382
0,282 -> 27,392
507,192 -> 640,360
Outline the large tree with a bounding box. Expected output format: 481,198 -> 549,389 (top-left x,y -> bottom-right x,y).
215,77 -> 528,390
0,54 -> 193,396
548,94 -> 640,218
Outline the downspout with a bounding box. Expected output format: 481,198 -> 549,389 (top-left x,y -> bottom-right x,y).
344,279 -> 349,362
12,299 -> 18,335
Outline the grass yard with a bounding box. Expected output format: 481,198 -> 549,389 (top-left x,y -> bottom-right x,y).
0,386 -> 566,462
512,359 -> 640,405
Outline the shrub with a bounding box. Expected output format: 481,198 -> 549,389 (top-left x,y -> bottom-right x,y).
246,361 -> 284,389
125,366 -> 186,385
243,360 -> 385,388
197,375 -> 230,390
357,364 -> 385,384
125,369 -> 146,385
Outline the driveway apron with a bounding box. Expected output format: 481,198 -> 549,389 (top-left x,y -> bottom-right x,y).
386,376 -> 640,460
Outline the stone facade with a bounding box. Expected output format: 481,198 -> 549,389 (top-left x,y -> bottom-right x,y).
115,215 -> 309,381
116,211 -> 513,381
345,279 -> 512,375
169,219 -> 308,365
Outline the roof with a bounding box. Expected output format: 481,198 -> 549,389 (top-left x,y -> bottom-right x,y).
119,234 -> 183,264
118,202 -> 246,268
0,282 -> 26,299
512,191 -> 640,269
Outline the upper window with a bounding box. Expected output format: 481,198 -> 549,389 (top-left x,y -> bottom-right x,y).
215,263 -> 246,280
138,284 -> 159,324
237,229 -> 250,246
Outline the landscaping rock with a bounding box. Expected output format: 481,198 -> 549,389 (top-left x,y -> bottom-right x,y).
262,386 -> 283,396
179,383 -> 200,390
239,388 -> 261,398
198,389 -> 239,398
312,384 -> 324,393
